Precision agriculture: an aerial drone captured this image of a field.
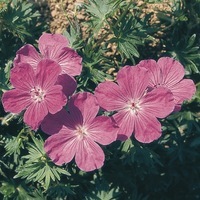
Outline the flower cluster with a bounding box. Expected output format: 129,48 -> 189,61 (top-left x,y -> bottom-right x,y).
2,33 -> 196,172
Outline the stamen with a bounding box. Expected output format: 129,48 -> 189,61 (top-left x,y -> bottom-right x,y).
30,87 -> 46,102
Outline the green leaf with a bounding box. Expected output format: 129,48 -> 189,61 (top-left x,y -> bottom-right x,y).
14,136 -> 71,190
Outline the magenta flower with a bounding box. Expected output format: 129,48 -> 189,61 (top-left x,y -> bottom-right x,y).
14,33 -> 82,76
95,66 -> 175,143
2,59 -> 67,130
43,92 -> 118,172
138,57 -> 196,111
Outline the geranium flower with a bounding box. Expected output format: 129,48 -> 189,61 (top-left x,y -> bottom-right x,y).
14,33 -> 82,76
138,57 -> 196,111
2,59 -> 68,130
43,92 -> 118,172
95,66 -> 175,143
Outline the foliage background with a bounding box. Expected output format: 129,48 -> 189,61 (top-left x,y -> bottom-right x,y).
0,0 -> 200,199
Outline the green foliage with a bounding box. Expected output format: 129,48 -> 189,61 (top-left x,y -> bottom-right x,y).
0,0 -> 47,66
84,0 -> 123,33
14,136 -> 71,190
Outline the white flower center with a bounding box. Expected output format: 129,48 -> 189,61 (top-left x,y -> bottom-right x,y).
30,87 -> 46,102
128,100 -> 141,115
75,126 -> 88,139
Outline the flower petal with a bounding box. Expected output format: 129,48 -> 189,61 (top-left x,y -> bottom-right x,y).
117,66 -> 149,99
138,59 -> 162,87
24,102 -> 48,130
134,113 -> 162,143
157,57 -> 185,87
87,116 -> 117,145
36,59 -> 61,89
113,110 -> 135,140
38,33 -> 69,56
56,47 -> 83,76
2,89 -> 31,113
44,128 -> 77,165
10,63 -> 35,90
169,79 -> 196,105
141,87 -> 174,118
45,85 -> 67,114
56,74 -> 77,97
41,109 -> 69,135
69,92 -> 99,125
95,81 -> 127,111
14,44 -> 41,70
75,138 -> 105,172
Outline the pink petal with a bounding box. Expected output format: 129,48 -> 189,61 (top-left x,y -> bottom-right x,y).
134,113 -> 162,143
75,138 -> 105,171
45,85 -> 67,114
24,102 -> 48,130
56,47 -> 83,76
141,87 -> 175,118
169,79 -> 196,105
138,59 -> 162,87
41,109 -> 69,135
44,128 -> 78,165
56,74 -> 77,97
69,92 -> 99,125
113,110 -> 135,140
36,59 -> 61,89
10,63 -> 35,90
87,116 -> 117,145
2,89 -> 31,113
14,44 -> 41,70
117,66 -> 149,99
157,57 -> 185,87
38,33 -> 69,55
95,81 -> 128,111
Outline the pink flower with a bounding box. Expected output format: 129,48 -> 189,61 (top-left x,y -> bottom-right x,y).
95,66 -> 175,143
138,57 -> 196,111
14,33 -> 82,76
2,59 -> 68,130
43,92 -> 118,172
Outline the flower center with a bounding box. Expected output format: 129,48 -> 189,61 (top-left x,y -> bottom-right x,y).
128,100 -> 140,115
30,87 -> 46,102
75,126 -> 88,139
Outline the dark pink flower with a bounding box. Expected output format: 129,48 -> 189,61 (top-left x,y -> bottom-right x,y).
138,57 -> 196,111
95,66 -> 175,143
2,59 -> 67,130
43,92 -> 118,172
14,33 -> 82,76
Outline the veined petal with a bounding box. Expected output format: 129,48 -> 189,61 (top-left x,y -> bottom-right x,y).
44,128 -> 77,166
56,74 -> 77,97
14,44 -> 41,70
38,33 -> 69,55
10,63 -> 35,90
69,92 -> 99,125
45,85 -> 67,114
87,116 -> 117,145
75,138 -> 105,172
56,47 -> 83,76
117,66 -> 149,99
24,101 -> 48,130
157,57 -> 185,87
134,113 -> 161,143
36,59 -> 61,89
41,109 -> 69,135
140,87 -> 174,118
113,110 -> 135,140
138,59 -> 162,87
2,89 -> 31,113
169,79 -> 196,104
95,81 -> 128,111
